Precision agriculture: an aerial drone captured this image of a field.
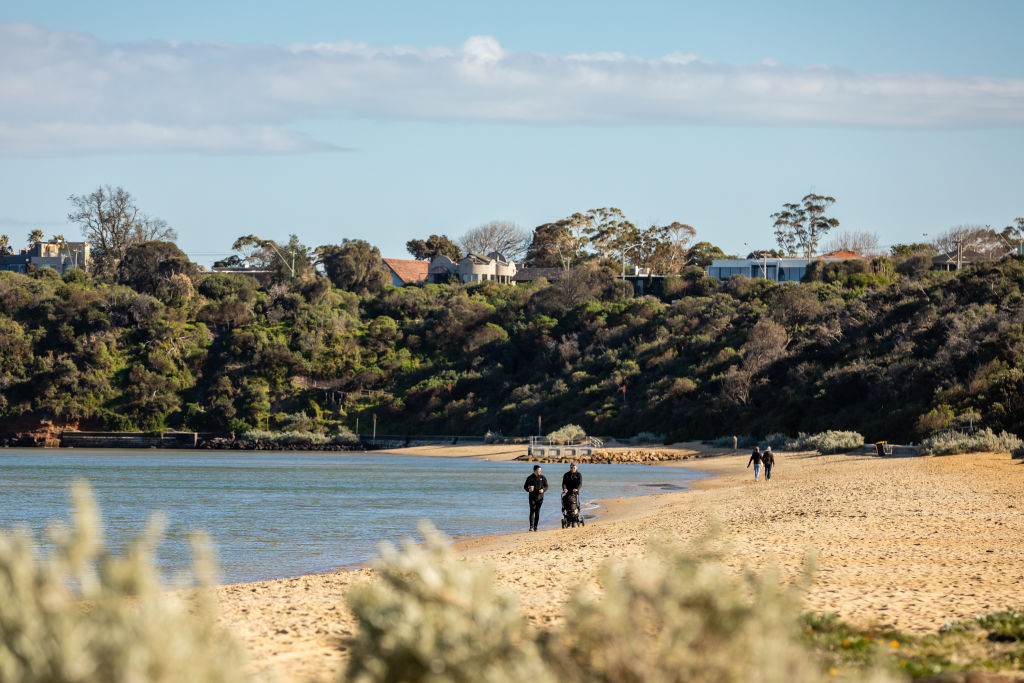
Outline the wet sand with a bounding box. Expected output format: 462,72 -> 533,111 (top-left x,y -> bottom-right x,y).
215,448 -> 1024,682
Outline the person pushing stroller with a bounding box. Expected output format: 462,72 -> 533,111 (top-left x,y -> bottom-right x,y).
561,462 -> 584,528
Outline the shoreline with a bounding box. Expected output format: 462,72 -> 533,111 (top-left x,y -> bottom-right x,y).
214,449 -> 1024,683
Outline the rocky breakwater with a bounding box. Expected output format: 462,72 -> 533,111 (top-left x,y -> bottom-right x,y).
516,448 -> 697,464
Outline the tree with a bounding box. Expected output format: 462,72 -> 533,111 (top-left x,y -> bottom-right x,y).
1001,217 -> 1024,255
406,234 -> 463,261
686,242 -> 727,268
459,221 -> 530,262
822,230 -> 881,257
117,241 -> 199,298
647,222 -> 698,273
0,234 -> 10,255
523,218 -> 589,270
318,239 -> 389,295
230,234 -> 314,282
932,225 -> 1005,262
772,193 -> 839,258
28,229 -> 44,245
67,186 -> 177,280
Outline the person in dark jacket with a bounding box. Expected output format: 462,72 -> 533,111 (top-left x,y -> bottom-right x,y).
562,462 -> 582,494
747,446 -> 763,481
762,447 -> 775,481
523,464 -> 548,531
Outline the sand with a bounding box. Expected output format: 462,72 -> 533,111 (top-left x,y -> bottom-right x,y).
214,447 -> 1024,682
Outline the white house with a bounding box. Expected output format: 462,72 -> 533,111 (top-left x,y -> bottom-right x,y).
428,252 -> 517,284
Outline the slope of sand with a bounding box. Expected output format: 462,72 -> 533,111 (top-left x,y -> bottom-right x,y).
215,450 -> 1024,682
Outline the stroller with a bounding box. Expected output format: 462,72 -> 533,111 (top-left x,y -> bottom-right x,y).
561,491 -> 584,528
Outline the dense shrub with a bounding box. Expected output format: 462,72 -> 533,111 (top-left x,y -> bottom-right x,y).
345,523 -> 552,683
706,435 -> 757,448
346,524 -> 894,683
629,431 -> 664,445
547,424 -> 586,444
788,431 -> 864,454
240,429 -> 357,447
918,428 -> 1023,456
0,484 -> 250,683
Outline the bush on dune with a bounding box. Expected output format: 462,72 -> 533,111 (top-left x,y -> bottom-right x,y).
0,484 -> 250,683
788,431 -> 864,454
345,523 -> 897,683
919,428 -> 1023,456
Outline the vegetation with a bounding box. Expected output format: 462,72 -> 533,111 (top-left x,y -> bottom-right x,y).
788,431 -> 865,454
5,187 -> 1024,452
0,484 -> 249,683
918,428 -> 1023,456
346,523 -> 883,683
546,424 -> 586,444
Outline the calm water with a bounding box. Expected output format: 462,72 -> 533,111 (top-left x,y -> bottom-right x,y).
0,449 -> 704,584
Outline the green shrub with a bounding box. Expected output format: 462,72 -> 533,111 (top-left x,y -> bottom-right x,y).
706,435 -> 757,448
345,523 -> 553,683
0,484 -> 250,683
788,431 -> 864,454
345,524 -> 895,683
547,424 -> 586,444
763,432 -> 791,450
240,429 -> 356,447
918,428 -> 1023,456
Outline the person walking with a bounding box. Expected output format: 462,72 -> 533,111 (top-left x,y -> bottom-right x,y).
762,446 -> 775,481
747,446 -> 763,481
524,464 -> 548,531
562,462 -> 582,495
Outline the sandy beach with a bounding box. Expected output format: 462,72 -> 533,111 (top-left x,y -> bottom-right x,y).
215,446 -> 1024,682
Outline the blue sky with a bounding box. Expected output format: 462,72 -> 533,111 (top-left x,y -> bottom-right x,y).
2,1 -> 1023,264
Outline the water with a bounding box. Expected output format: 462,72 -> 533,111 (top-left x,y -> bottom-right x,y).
0,449 -> 705,584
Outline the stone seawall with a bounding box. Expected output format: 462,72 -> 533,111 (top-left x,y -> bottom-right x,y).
516,448 -> 698,464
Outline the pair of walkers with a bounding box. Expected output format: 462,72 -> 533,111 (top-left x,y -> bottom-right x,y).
523,462 -> 581,531
747,446 -> 775,481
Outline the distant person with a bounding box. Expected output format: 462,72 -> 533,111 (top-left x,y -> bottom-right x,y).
562,462 -> 582,495
523,464 -> 548,531
762,447 -> 775,481
732,435 -> 738,451
747,446 -> 763,481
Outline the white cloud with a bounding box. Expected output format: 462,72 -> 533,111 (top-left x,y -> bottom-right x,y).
3,22 -> 1024,156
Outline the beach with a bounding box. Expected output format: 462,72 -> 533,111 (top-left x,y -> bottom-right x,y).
215,447 -> 1024,682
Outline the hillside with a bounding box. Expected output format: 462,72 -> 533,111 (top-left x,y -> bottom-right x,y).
2,259 -> 1023,444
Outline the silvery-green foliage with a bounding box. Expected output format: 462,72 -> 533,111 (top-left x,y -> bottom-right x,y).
345,523 -> 553,683
546,424 -> 586,444
789,430 -> 864,454
546,531 -> 830,683
0,483 -> 253,683
919,427 -> 1022,456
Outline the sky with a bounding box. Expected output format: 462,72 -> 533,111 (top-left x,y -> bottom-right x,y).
2,0 -> 1024,265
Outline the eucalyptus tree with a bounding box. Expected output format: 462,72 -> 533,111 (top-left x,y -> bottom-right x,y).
772,193 -> 839,258
406,234 -> 462,261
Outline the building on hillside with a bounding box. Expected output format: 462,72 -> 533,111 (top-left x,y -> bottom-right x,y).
707,252 -> 859,283
0,240 -> 90,274
381,258 -> 429,286
929,248 -> 1002,272
428,251 -> 517,284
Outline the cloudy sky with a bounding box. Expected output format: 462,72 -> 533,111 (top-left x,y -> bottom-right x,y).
2,0 -> 1023,263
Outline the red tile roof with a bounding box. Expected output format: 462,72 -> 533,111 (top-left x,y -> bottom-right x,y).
818,249 -> 861,260
382,258 -> 429,285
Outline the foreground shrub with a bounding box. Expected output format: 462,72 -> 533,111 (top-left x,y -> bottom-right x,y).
788,430 -> 864,454
346,524 -> 896,683
0,484 -> 250,683
919,428 -> 1023,456
547,424 -> 586,444
345,523 -> 553,683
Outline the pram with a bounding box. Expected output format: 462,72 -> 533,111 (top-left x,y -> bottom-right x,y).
561,491 -> 584,528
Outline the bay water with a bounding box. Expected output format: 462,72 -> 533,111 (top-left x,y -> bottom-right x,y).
0,449 -> 704,584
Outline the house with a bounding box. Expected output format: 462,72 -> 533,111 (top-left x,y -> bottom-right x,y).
0,240 -> 90,274
381,258 -> 429,286
428,251 -> 517,284
708,252 -> 858,283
